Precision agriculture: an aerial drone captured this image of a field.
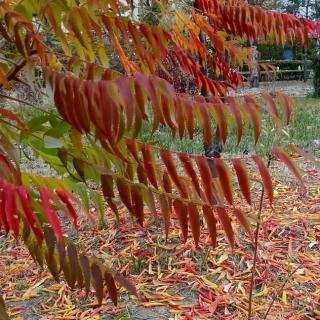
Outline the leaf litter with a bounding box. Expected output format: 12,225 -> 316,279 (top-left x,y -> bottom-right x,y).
0,158 -> 319,319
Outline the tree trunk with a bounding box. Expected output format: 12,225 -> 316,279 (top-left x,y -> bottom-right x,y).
314,51 -> 320,97
193,1 -> 221,204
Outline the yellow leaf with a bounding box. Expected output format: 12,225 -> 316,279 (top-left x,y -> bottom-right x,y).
217,254 -> 228,264
282,290 -> 287,305
255,286 -> 269,297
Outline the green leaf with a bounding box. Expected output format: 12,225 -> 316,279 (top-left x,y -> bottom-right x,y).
90,190 -> 105,229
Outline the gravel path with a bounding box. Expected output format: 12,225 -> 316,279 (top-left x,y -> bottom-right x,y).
230,80 -> 314,97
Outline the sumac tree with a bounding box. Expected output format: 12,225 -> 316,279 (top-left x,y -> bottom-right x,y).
0,0 -> 319,315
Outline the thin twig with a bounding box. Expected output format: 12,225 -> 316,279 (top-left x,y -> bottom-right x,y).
248,155 -> 272,319
247,183 -> 265,320
263,263 -> 302,319
0,92 -> 35,107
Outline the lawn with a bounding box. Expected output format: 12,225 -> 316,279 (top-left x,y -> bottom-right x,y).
140,96 -> 320,157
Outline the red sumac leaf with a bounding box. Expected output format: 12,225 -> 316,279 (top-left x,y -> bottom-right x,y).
225,96 -> 243,144
260,92 -> 282,128
233,208 -> 252,239
162,172 -> 172,193
0,294 -> 9,320
244,96 -> 261,144
210,97 -> 228,143
141,143 -> 158,188
40,188 -> 63,241
67,243 -> 78,288
5,183 -> 19,239
137,164 -> 148,185
216,206 -> 234,247
101,174 -> 114,198
116,178 -> 133,214
0,108 -> 27,130
146,188 -> 157,223
115,274 -> 138,297
276,92 -> 293,124
175,98 -> 185,139
17,186 -> 44,240
91,263 -> 104,305
252,156 -> 273,204
159,194 -> 170,240
56,189 -> 78,228
202,205 -> 216,249
199,102 -> 212,145
187,203 -> 200,247
214,159 -> 233,205
160,149 -> 187,198
131,184 -> 144,227
196,156 -> 213,203
272,147 -> 305,189
178,153 -> 201,196
43,226 -> 56,261
105,271 -> 117,306
0,180 -> 9,233
79,254 -> 91,296
173,199 -> 188,242
126,139 -> 141,164
232,159 -> 251,205
73,158 -> 86,182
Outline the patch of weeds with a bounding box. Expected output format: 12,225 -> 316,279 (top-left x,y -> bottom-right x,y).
157,251 -> 171,271
16,280 -> 28,291
130,255 -> 146,274
197,248 -> 210,273
115,309 -> 131,320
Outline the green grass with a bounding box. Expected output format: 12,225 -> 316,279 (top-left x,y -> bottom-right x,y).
140,96 -> 320,157
13,96 -> 320,158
